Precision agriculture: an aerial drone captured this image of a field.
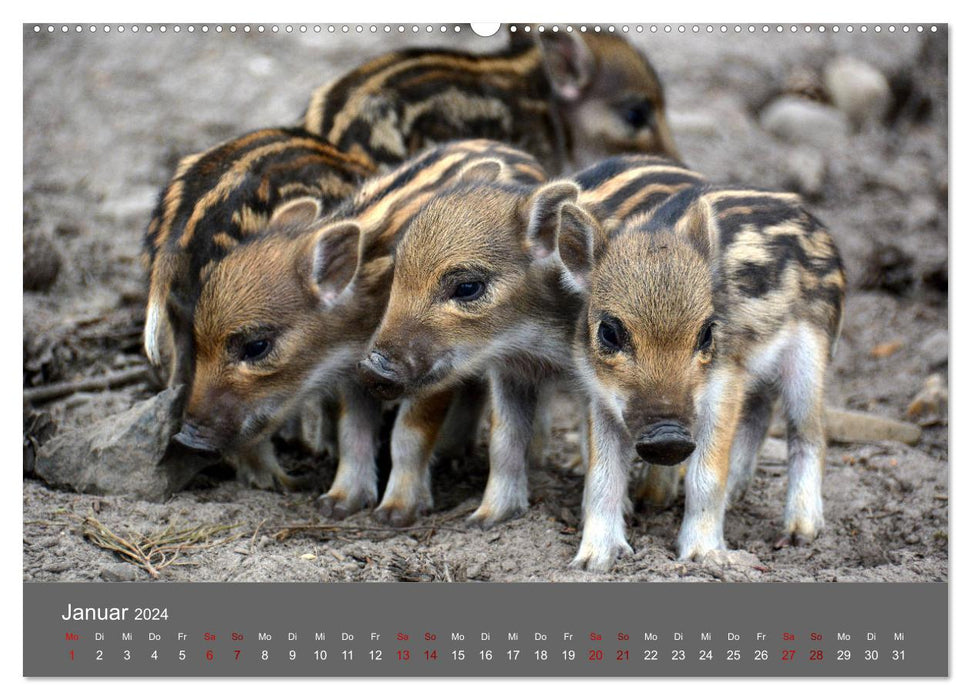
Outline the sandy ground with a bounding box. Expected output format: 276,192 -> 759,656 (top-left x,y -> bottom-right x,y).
23,24 -> 948,583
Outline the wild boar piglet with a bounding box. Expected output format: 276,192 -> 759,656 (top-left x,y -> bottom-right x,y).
559,184 -> 845,570
143,127 -> 375,487
304,30 -> 679,173
174,140 -> 545,516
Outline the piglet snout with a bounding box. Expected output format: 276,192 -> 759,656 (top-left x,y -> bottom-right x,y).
358,350 -> 406,401
635,421 -> 695,466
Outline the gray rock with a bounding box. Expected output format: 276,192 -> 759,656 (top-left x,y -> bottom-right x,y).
919,330 -> 949,369
42,561 -> 72,574
33,386 -> 213,501
100,564 -> 139,582
761,96 -> 850,150
784,146 -> 826,198
23,230 -> 62,292
824,56 -> 891,126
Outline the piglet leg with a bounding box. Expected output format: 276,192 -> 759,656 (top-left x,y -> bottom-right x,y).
317,383 -> 383,519
375,389 -> 453,526
572,399 -> 634,572
467,371 -> 536,528
678,369 -> 745,560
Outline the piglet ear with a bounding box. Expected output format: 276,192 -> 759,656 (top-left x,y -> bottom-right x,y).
538,32 -> 595,102
457,158 -> 505,184
305,221 -> 362,306
675,197 -> 716,259
556,203 -> 602,293
524,181 -> 579,260
270,196 -> 322,229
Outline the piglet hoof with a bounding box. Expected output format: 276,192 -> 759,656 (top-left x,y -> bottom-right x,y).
317,490 -> 374,520
373,502 -> 425,528
273,471 -> 300,491
466,502 -> 526,529
677,533 -> 726,562
570,540 -> 633,573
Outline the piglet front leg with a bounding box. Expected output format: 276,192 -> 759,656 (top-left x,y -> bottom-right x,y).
677,370 -> 744,560
467,371 -> 536,528
374,389 -> 453,527
572,400 -> 634,572
317,383 -> 383,519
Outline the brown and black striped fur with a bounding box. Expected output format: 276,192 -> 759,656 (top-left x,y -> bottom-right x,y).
357,153 -> 703,528
179,140 -> 546,508
302,31 -> 678,174
588,185 -> 845,387
143,127 -> 376,388
564,180 -> 845,570
574,154 -> 707,239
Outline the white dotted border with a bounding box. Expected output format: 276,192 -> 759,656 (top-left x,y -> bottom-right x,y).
30,23 -> 939,35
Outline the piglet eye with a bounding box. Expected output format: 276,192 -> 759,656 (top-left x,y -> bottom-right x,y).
621,100 -> 654,130
451,280 -> 485,302
696,321 -> 715,353
597,316 -> 625,353
240,338 -> 272,362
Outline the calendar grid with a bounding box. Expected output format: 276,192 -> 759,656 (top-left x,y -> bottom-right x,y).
25,582 -> 947,677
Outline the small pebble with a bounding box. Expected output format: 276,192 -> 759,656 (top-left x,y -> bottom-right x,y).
100,564 -> 138,582
43,561 -> 73,574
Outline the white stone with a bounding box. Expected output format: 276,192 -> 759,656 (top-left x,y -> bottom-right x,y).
824,56 -> 892,126
761,96 -> 850,150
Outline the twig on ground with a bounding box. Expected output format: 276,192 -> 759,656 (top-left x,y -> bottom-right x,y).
24,366 -> 151,404
250,519 -> 267,552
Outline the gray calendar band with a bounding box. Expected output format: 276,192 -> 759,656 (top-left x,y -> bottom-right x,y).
24,582 -> 947,677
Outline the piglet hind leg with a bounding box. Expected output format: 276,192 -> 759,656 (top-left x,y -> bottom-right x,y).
431,381 -> 488,462
726,386 -> 777,506
317,385 -> 383,519
527,381 -> 556,469
635,463 -> 681,510
775,329 -> 828,548
298,397 -> 338,458
374,390 -> 453,527
467,373 -> 536,528
571,402 -> 634,572
677,371 -> 745,561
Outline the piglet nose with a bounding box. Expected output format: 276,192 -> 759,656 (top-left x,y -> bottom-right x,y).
172,421 -> 221,455
635,421 -> 695,466
358,350 -> 405,401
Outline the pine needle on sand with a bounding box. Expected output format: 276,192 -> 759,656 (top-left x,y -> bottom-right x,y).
81,516 -> 242,579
